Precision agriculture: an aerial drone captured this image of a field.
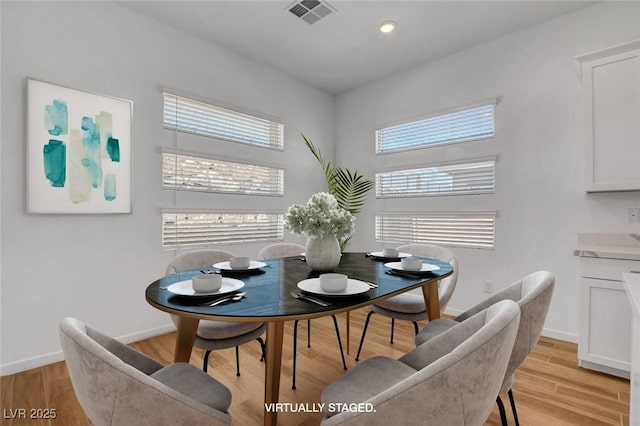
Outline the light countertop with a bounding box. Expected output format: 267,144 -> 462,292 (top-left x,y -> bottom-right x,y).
575,233 -> 640,261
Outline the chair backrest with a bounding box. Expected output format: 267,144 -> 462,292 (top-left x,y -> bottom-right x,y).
59,317 -> 231,426
397,243 -> 459,312
456,270 -> 555,394
258,243 -> 305,260
325,300 -> 520,425
165,249 -> 237,328
165,249 -> 236,275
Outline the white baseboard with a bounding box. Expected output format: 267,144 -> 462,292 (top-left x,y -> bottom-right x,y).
0,324 -> 175,377
540,327 -> 578,344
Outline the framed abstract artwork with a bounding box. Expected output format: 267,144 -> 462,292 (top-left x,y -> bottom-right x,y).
27,79 -> 132,213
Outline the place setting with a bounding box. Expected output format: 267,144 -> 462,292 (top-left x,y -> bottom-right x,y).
164,272 -> 247,306
366,247 -> 412,261
384,256 -> 441,278
210,256 -> 268,275
292,273 -> 375,306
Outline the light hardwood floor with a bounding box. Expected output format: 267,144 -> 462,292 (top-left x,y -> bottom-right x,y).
0,308 -> 630,425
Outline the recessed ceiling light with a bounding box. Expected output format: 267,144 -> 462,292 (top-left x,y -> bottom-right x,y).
379,20 -> 397,34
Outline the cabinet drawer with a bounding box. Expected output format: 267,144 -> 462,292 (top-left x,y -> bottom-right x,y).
580,256 -> 640,280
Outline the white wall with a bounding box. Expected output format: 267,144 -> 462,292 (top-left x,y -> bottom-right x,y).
335,1 -> 640,342
0,1 -> 334,374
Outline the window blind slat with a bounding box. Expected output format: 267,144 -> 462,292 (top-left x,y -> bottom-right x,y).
162,212 -> 284,248
376,103 -> 495,153
162,152 -> 284,196
163,93 -> 284,150
375,213 -> 496,249
376,160 -> 495,197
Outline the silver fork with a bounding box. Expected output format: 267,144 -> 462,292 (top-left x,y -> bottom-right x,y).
290,291 -> 331,306
203,292 -> 247,307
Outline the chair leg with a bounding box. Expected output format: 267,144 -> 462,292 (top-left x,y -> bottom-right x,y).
235,346 -> 241,376
257,337 -> 266,362
330,315 -> 348,371
412,321 -> 419,336
203,350 -> 212,373
355,311 -> 375,361
390,318 -> 395,343
508,389 -> 520,426
307,319 -> 311,348
496,396 -> 508,426
292,319 -> 299,389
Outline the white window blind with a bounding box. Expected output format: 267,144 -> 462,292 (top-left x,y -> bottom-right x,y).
375,212 -> 496,249
163,93 -> 284,150
375,102 -> 496,153
162,212 -> 284,248
162,151 -> 284,196
376,159 -> 495,198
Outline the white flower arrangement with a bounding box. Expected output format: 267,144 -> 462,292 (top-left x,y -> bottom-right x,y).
285,192 -> 354,239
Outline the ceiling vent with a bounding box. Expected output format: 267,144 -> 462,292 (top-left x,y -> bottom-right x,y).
287,0 -> 336,25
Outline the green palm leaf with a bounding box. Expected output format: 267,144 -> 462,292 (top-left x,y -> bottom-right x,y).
301,134 -> 374,251
331,168 -> 375,215
302,134 -> 373,215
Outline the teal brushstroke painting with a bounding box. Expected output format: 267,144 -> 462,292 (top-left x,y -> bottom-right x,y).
43,139 -> 66,187
106,137 -> 120,162
104,174 -> 116,201
44,99 -> 68,136
81,116 -> 102,189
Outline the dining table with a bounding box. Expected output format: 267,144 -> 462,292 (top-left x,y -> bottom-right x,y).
145,252 -> 454,426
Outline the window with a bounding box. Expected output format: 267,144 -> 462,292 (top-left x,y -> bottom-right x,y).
375,101 -> 496,153
376,158 -> 495,198
162,150 -> 284,196
163,93 -> 284,150
162,92 -> 287,247
375,212 -> 496,249
162,212 -> 284,248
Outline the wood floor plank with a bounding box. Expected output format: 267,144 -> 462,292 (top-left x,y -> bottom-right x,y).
0,307 -> 630,425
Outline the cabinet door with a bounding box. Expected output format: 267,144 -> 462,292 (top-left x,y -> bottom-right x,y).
580,43 -> 640,192
579,277 -> 631,371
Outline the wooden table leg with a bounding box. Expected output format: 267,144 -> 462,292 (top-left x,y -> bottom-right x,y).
265,321 -> 285,426
174,316 -> 199,363
422,279 -> 441,321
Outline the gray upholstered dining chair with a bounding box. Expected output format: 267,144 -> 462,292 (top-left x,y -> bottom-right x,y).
415,270 -> 555,426
355,243 -> 459,361
320,299 -> 521,425
59,317 -> 232,426
258,242 -> 347,389
166,249 -> 266,375
258,242 -> 305,260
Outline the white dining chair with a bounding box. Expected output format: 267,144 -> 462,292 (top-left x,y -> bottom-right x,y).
258,242 -> 347,389
166,249 -> 266,375
355,243 -> 459,361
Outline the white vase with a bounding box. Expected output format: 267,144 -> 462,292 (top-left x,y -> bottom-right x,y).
305,234 -> 341,272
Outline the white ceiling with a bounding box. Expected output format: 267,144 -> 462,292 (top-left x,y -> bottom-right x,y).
121,1 -> 595,95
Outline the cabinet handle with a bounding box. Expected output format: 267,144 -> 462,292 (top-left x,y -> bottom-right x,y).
631,270 -> 640,274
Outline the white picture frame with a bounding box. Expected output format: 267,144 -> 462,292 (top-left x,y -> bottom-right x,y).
27,79 -> 132,213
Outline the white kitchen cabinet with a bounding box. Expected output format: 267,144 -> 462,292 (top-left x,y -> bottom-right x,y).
578,256 -> 640,378
575,39 -> 640,192
623,273 -> 640,425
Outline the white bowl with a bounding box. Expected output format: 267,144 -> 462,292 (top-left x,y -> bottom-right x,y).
192,273 -> 222,293
319,273 -> 348,293
229,256 -> 251,269
382,247 -> 400,257
401,257 -> 423,271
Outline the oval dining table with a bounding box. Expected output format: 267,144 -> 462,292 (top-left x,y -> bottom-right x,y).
145,252 -> 453,426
